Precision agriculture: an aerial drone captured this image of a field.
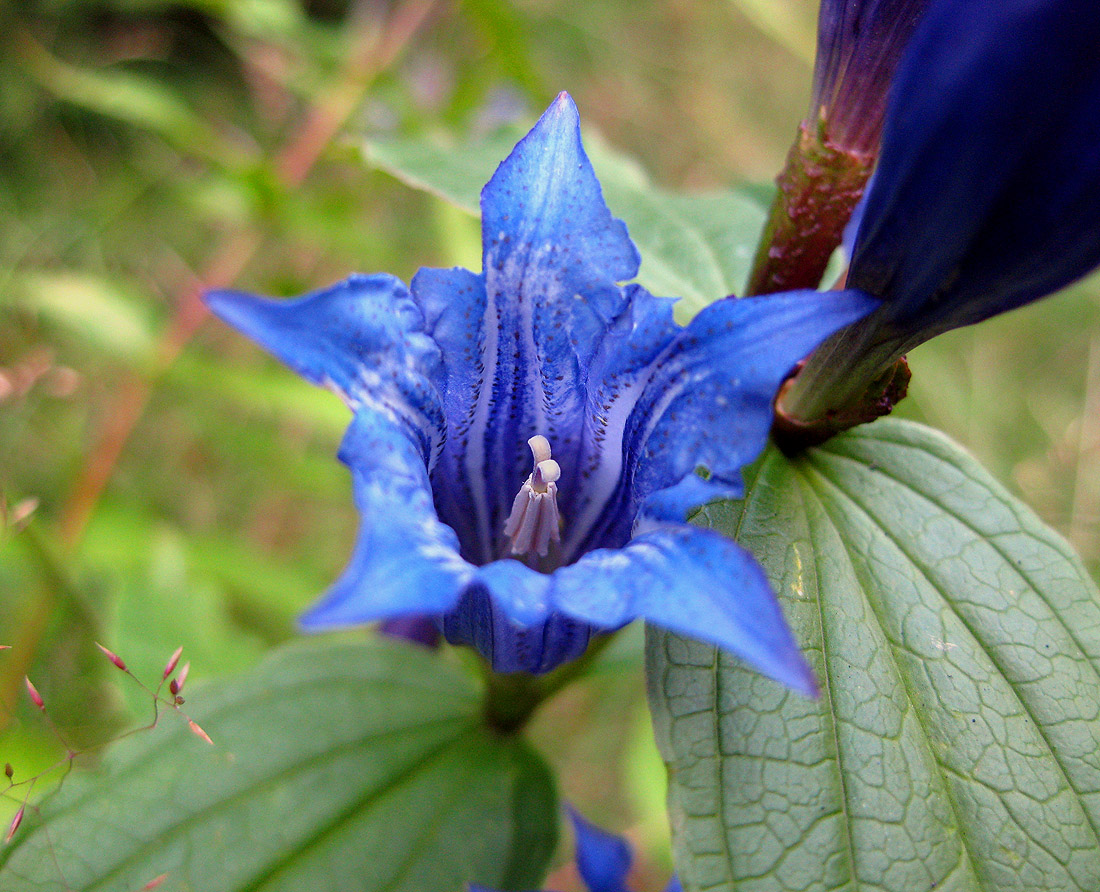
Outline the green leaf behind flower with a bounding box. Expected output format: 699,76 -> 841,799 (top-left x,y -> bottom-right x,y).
647,418 -> 1100,892
0,638 -> 557,892
365,128 -> 766,317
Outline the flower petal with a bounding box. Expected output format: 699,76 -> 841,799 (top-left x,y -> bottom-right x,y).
551,525 -> 817,696
299,410 -> 474,629
433,93 -> 643,564
568,807 -> 633,892
850,0 -> 1100,329
439,578 -> 593,675
601,289 -> 876,532
559,284 -> 680,558
205,275 -> 446,463
464,521 -> 814,690
411,266 -> 496,562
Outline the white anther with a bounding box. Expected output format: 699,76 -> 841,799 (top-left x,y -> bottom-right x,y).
528,434 -> 552,465
503,437 -> 563,558
532,459 -> 560,493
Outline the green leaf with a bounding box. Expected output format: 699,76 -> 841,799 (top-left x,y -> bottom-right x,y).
21,42 -> 234,167
11,271 -> 158,362
647,418 -> 1100,892
1,638 -> 557,892
365,129 -> 766,316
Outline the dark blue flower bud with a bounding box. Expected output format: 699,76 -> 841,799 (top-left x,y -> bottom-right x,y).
812,0 -> 930,154
747,0 -> 929,296
777,0 -> 1100,445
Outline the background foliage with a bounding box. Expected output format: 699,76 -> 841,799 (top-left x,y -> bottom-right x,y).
2,0 -> 1099,887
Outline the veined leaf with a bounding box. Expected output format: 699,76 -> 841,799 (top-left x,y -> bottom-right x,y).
365,129 -> 766,316
0,638 -> 557,892
648,419 -> 1100,892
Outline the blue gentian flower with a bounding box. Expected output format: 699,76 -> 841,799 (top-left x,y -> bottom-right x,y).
470,807 -> 681,892
206,94 -> 873,687
850,0 -> 1100,334
778,0 -> 1100,433
811,0 -> 929,153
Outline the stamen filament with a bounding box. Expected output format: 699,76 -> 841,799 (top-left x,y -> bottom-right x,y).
503,436 -> 563,559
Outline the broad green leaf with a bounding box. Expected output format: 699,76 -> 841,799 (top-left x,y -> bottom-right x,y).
1,638 -> 557,892
11,272 -> 158,362
647,419 -> 1100,892
365,129 -> 766,316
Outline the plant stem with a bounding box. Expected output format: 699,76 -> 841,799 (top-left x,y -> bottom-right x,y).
745,118 -> 872,297
482,633 -> 617,734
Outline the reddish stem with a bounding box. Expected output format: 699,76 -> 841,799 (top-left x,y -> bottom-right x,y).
745,119 -> 873,297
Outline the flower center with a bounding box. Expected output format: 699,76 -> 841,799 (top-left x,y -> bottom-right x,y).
503,435 -> 562,561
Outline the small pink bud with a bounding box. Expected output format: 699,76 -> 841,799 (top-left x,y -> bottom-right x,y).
5,805 -> 24,843
188,720 -> 213,746
141,874 -> 168,890
175,662 -> 190,693
0,645 -> 11,650
162,646 -> 183,680
95,642 -> 127,672
9,497 -> 39,527
24,677 -> 44,710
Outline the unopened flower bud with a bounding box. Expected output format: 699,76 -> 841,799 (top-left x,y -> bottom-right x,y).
162,646 -> 183,680
24,677 -> 44,711
95,642 -> 127,672
175,662 -> 190,693
811,0 -> 930,154
188,719 -> 213,746
747,0 -> 929,296
5,805 -> 24,843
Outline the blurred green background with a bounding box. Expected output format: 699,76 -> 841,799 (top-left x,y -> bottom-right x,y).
2,0 -> 1098,886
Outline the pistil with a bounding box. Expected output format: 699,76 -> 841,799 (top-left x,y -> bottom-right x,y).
503,435 -> 562,560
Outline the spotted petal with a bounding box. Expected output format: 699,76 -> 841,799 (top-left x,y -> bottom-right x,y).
204,279 -> 468,625
205,275 -> 446,465
564,288 -> 877,556
413,93 -> 642,565
465,522 -> 815,695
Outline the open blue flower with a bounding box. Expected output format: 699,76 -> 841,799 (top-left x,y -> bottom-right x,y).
206,94 -> 873,687
470,807 -> 681,892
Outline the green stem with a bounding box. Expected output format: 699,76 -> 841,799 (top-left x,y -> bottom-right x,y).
772,317 -> 913,452
482,633 -> 616,734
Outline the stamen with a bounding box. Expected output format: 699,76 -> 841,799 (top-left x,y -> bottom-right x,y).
503,436 -> 563,558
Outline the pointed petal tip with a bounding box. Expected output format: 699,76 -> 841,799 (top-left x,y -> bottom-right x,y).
792,660 -> 821,700
297,605 -> 346,633
202,287 -> 240,317
202,288 -> 272,337
538,90 -> 580,130
552,90 -> 576,110
757,632 -> 819,699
